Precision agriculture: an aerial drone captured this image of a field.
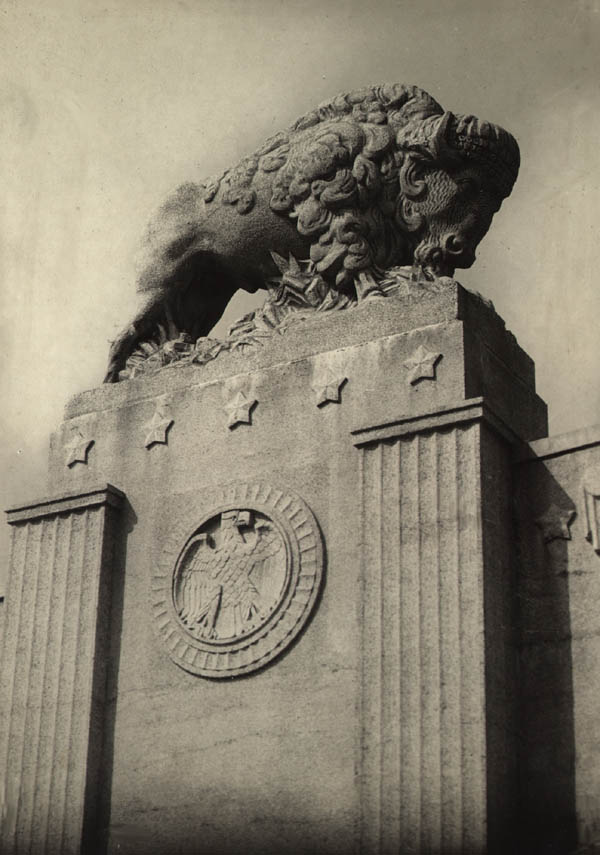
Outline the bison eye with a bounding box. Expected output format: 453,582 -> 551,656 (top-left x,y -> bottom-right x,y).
456,177 -> 480,196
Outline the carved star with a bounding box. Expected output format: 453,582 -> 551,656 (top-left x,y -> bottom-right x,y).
312,371 -> 347,407
65,430 -> 94,467
535,504 -> 576,543
583,474 -> 600,553
143,407 -> 174,448
224,391 -> 257,429
403,345 -> 442,385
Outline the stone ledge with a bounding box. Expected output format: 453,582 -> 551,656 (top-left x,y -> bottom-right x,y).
66,281 -> 535,419
5,483 -> 125,524
515,423 -> 600,463
351,395 -> 518,446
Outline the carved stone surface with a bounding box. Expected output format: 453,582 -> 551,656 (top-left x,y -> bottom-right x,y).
174,511 -> 286,640
64,427 -> 94,467
582,467 -> 600,553
312,368 -> 347,407
35,279 -> 549,854
151,482 -> 323,678
515,427 -> 600,853
403,343 -> 442,384
143,397 -> 174,448
104,83 -> 519,382
223,389 -> 256,429
535,503 -> 576,542
114,263 -> 454,382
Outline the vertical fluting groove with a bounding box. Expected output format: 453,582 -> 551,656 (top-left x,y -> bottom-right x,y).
0,526 -> 17,728
418,431 -> 442,851
454,427 -> 465,850
10,520 -> 43,849
439,427 -> 464,849
358,442 -> 366,855
0,525 -> 18,834
29,514 -> 62,850
0,525 -> 18,698
458,424 -> 487,851
0,525 -> 16,729
358,445 -> 368,855
396,439 -> 403,852
61,509 -> 97,855
41,513 -> 75,853
0,525 -> 28,846
436,433 -> 444,835
458,426 -> 471,848
431,431 -> 443,849
17,516 -> 58,852
398,434 -> 421,851
358,445 -> 374,855
417,432 -> 425,850
58,508 -> 92,854
435,430 -> 445,851
380,440 -> 402,855
416,433 -> 423,852
64,509 -> 109,855
473,422 -> 487,850
0,526 -> 30,849
46,511 -> 87,853
5,525 -> 37,740
377,441 -> 384,854
472,424 -> 487,851
29,516 -> 60,846
393,440 -> 402,851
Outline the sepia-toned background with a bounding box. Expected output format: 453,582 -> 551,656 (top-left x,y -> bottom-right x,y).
1,0 -> 599,592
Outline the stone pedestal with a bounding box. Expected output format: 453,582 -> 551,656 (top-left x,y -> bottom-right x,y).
1,281 -> 547,854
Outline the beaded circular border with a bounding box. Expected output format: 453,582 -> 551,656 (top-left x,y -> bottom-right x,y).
151,481 -> 324,678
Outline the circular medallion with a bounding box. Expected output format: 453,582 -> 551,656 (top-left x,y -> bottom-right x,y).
152,482 -> 324,678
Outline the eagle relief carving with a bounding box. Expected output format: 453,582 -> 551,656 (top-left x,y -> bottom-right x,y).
152,482 -> 324,678
175,510 -> 286,642
104,83 -> 519,381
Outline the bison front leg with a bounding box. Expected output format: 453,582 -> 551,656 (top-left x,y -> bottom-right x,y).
103,292 -> 167,383
104,323 -> 140,383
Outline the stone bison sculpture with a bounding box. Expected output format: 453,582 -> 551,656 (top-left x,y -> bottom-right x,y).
105,83 -> 519,381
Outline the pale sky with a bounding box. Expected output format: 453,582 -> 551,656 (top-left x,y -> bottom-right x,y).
1,0 -> 600,591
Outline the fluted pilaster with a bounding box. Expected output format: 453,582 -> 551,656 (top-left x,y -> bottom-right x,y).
0,485 -> 124,855
353,399 -> 517,854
